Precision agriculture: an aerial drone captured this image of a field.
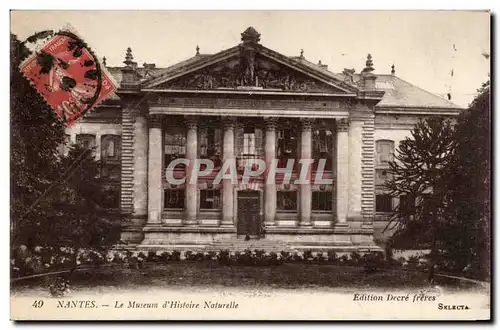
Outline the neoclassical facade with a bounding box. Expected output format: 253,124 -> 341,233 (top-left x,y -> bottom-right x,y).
65,27 -> 462,251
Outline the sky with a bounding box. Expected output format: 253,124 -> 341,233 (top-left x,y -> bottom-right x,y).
10,10 -> 490,107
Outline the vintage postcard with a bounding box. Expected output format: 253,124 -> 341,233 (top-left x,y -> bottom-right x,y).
10,10 -> 491,321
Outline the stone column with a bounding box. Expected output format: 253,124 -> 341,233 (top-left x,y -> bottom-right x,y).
299,118 -> 313,227
348,118 -> 363,219
147,115 -> 163,224
264,117 -> 277,226
133,113 -> 149,217
221,117 -> 235,227
336,119 -> 349,223
185,117 -> 198,225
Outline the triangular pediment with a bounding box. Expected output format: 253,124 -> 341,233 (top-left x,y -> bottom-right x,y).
142,45 -> 358,94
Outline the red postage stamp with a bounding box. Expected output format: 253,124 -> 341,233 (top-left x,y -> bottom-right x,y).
20,29 -> 117,126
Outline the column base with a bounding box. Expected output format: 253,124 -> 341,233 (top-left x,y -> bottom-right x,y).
220,221 -> 235,228
299,221 -> 312,227
184,220 -> 198,226
264,221 -> 276,227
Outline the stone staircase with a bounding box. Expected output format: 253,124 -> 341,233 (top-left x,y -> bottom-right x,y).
207,238 -> 296,253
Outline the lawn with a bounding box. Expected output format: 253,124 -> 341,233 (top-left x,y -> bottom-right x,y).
11,261 -> 481,295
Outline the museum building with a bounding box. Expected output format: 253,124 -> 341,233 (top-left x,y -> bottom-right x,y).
63,27 -> 463,251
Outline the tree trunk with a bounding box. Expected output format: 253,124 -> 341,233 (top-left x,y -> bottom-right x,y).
428,204 -> 438,284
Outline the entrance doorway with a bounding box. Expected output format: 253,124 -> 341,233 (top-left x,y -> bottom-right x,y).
237,190 -> 261,238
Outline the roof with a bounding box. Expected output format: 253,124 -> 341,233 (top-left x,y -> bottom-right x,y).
104,51 -> 463,111
353,74 -> 463,110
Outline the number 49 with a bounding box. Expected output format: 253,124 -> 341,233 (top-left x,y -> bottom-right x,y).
32,300 -> 44,308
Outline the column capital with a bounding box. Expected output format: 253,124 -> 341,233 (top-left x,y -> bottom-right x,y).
184,116 -> 198,130
300,118 -> 314,130
222,116 -> 236,130
264,117 -> 278,130
336,118 -> 350,132
148,114 -> 163,128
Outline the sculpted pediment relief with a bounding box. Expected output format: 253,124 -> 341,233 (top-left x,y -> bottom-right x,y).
154,53 -> 347,94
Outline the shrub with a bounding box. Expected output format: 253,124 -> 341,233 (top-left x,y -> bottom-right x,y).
349,251 -> 362,266
217,250 -> 231,265
327,251 -> 338,264
292,252 -> 303,263
170,250 -> 181,262
49,276 -> 71,297
280,251 -> 292,263
146,251 -> 159,262
159,251 -> 170,262
362,252 -> 386,273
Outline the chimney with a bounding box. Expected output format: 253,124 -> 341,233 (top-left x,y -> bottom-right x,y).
120,47 -> 140,89
361,53 -> 377,90
391,64 -> 396,75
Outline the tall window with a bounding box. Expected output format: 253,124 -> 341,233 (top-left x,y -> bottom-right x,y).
164,126 -> 187,169
376,194 -> 393,213
277,191 -> 297,211
76,134 -> 96,151
199,125 -> 222,167
376,140 -> 395,167
236,125 -> 264,170
200,189 -> 222,210
313,127 -> 333,171
277,124 -> 298,168
312,190 -> 333,211
164,187 -> 185,210
375,140 -> 395,213
101,135 -> 121,180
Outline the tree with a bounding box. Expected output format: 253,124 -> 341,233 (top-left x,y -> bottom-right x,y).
11,34 -> 121,269
444,80 -> 491,280
43,145 -> 121,267
10,33 -> 66,247
384,117 -> 456,282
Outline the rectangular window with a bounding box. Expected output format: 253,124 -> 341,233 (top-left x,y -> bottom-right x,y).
236,125 -> 264,170
199,125 -> 222,166
376,194 -> 393,213
164,189 -> 185,210
277,127 -> 298,168
312,191 -> 333,211
277,191 -> 297,211
200,189 -> 222,210
76,134 -> 96,151
376,140 -> 395,167
165,126 -> 187,169
101,135 -> 121,163
313,128 -> 333,171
